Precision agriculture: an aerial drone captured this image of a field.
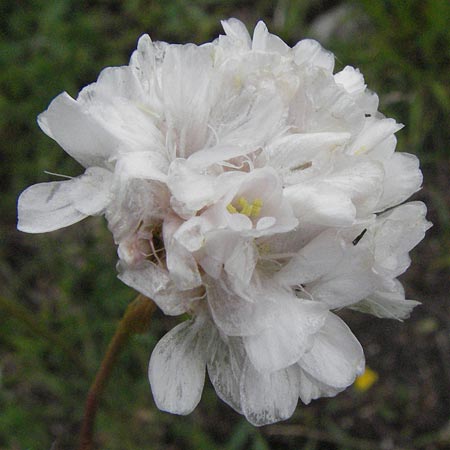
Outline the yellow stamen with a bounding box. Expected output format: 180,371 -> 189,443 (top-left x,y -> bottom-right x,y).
227,197 -> 264,218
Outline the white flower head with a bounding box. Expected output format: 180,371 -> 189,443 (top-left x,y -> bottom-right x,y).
17,19 -> 431,425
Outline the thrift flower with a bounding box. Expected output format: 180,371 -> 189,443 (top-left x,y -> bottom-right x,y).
17,18 -> 431,425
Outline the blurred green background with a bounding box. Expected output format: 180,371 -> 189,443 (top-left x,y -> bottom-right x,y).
1,0 -> 449,449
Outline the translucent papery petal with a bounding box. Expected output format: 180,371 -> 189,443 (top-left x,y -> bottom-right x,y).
374,202 -> 432,266
299,313 -> 365,390
149,318 -> 210,415
207,337 -> 245,414
221,18 -> 252,49
163,214 -> 202,290
38,92 -> 119,169
308,251 -> 380,309
167,159 -> 217,215
293,39 -> 334,72
18,180 -> 86,233
297,368 -> 341,404
114,151 -> 169,183
17,168 -> 112,233
79,66 -> 165,155
347,117 -> 403,156
205,278 -> 268,336
244,296 -> 328,373
187,143 -> 256,169
161,43 -> 217,157
68,167 -> 113,215
276,229 -> 346,286
323,159 -> 384,216
352,279 -> 420,321
117,261 -> 195,315
252,21 -> 290,55
224,239 -> 258,287
290,68 -> 363,135
285,182 -> 356,226
240,361 -> 299,426
265,132 -> 350,177
375,152 -> 423,212
334,66 -> 366,95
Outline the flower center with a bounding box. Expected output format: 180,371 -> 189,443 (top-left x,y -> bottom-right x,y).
226,197 -> 263,218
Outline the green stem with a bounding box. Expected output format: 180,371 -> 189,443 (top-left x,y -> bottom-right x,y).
78,294 -> 156,450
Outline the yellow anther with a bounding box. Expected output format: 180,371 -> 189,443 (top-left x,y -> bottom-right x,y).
228,197 -> 264,217
226,204 -> 238,214
250,205 -> 261,217
238,197 -> 249,209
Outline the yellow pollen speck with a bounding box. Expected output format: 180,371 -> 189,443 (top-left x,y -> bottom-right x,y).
354,367 -> 378,392
355,145 -> 367,156
226,204 -> 238,214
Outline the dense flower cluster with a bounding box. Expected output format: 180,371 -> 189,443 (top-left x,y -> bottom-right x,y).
18,19 -> 431,425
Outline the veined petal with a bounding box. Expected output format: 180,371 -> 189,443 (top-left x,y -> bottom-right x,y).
244,296 -> 328,373
375,152 -> 422,212
299,313 -> 365,389
352,280 -> 420,321
285,183 -> 356,226
207,337 -> 245,414
163,213 -> 202,290
149,318 -> 209,415
240,361 -> 299,426
38,92 -> 119,169
117,261 -> 195,316
17,168 -> 112,233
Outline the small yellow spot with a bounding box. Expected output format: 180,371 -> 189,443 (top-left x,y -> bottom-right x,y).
354,145 -> 367,156
354,367 -> 378,392
226,204 -> 238,214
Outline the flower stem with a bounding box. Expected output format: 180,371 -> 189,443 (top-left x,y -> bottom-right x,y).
78,294 -> 156,450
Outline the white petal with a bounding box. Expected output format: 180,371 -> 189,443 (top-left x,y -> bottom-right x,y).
38,92 -> 119,168
207,337 -> 245,413
244,297 -> 327,373
324,159 -> 384,215
297,368 -> 342,404
17,168 -> 112,233
334,66 -> 366,95
374,202 -> 432,264
376,152 -> 422,211
221,18 -> 252,48
117,261 -> 193,315
252,21 -> 290,55
69,167 -> 113,215
299,313 -> 365,389
265,132 -> 350,174
240,361 -> 299,426
276,229 -> 346,286
163,214 -> 202,290
352,280 -> 420,320
224,239 -> 258,286
348,117 -> 403,156
114,151 -> 168,183
149,319 -> 208,415
205,278 -> 266,336
17,180 -> 86,233
285,183 -> 356,226
293,39 -> 334,72
167,159 -> 217,214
